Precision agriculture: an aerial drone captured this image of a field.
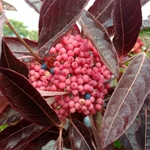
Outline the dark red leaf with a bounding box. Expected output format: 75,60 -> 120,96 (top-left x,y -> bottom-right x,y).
89,115 -> 103,150
0,67 -> 60,127
88,0 -> 114,35
24,0 -> 42,13
119,120 -> 140,150
79,10 -> 119,77
0,119 -> 49,150
1,39 -> 29,77
69,119 -> 95,150
38,0 -> 89,58
0,105 -> 21,126
135,100 -> 150,150
23,131 -> 58,150
100,52 -> 150,148
113,0 -> 142,56
3,37 -> 38,58
0,91 -> 9,114
141,0 -> 150,6
53,134 -> 63,150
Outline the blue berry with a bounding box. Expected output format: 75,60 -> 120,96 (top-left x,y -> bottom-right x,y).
41,63 -> 47,69
84,93 -> 91,100
83,116 -> 91,128
50,68 -> 54,75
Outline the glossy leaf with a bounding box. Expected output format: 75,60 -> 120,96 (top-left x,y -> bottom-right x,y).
113,0 -> 142,56
3,37 -> 38,58
119,120 -> 139,150
0,119 -> 49,150
145,109 -> 150,150
24,0 -> 42,13
0,105 -> 21,126
38,0 -> 89,58
0,39 -> 29,77
69,119 -> 95,150
79,10 -> 119,77
0,67 -> 60,127
100,52 -> 150,148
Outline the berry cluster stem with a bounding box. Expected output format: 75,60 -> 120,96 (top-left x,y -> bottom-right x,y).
5,19 -> 40,61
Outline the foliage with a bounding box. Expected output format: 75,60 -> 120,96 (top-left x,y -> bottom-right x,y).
3,19 -> 38,41
0,0 -> 150,150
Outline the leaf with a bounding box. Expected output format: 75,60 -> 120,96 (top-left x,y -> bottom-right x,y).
2,0 -> 17,11
69,119 -> 95,150
141,0 -> 150,6
113,0 -> 142,56
53,133 -> 63,150
23,131 -> 58,150
24,0 -> 42,13
100,52 -> 150,148
0,67 -> 60,127
135,105 -> 150,150
119,120 -> 140,150
78,10 -> 119,78
38,0 -> 89,58
38,90 -> 69,97
0,119 -> 49,150
88,0 -> 114,35
0,12 -> 6,59
0,39 -> 29,78
0,91 -> 9,114
0,105 -> 21,126
89,114 -> 103,150
3,37 -> 38,58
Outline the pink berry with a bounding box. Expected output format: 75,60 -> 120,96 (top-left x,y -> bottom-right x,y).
85,100 -> 91,107
54,67 -> 60,74
54,61 -> 60,67
34,65 -> 41,72
70,107 -> 76,113
83,75 -> 90,83
49,47 -> 56,54
66,44 -> 73,50
59,75 -> 66,82
39,69 -> 45,76
55,43 -> 63,51
34,72 -> 40,79
71,62 -> 78,69
68,101 -> 75,108
42,80 -> 49,87
62,69 -> 69,76
72,90 -> 78,95
78,85 -> 84,92
95,104 -> 102,111
58,82 -> 66,89
71,82 -> 78,90
75,103 -> 81,110
64,62 -> 70,68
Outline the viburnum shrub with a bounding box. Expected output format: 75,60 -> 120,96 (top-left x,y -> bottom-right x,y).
0,0 -> 150,150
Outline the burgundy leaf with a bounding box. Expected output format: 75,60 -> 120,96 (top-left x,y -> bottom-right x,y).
0,105 -> 21,126
100,52 -> 150,148
0,119 -> 49,150
24,0 -> 42,13
89,115 -> 103,150
38,0 -> 89,58
88,0 -> 114,35
135,103 -> 150,150
113,0 -> 142,56
88,0 -> 113,25
119,120 -> 140,150
141,0 -> 150,6
0,12 -> 6,58
0,91 -> 9,114
79,10 -> 119,77
23,131 -> 58,150
53,133 -> 63,150
69,119 -> 95,150
0,67 -> 60,127
1,39 -> 29,77
3,37 -> 38,58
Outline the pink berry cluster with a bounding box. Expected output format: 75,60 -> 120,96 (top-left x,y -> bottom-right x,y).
28,34 -> 112,120
131,37 -> 144,54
